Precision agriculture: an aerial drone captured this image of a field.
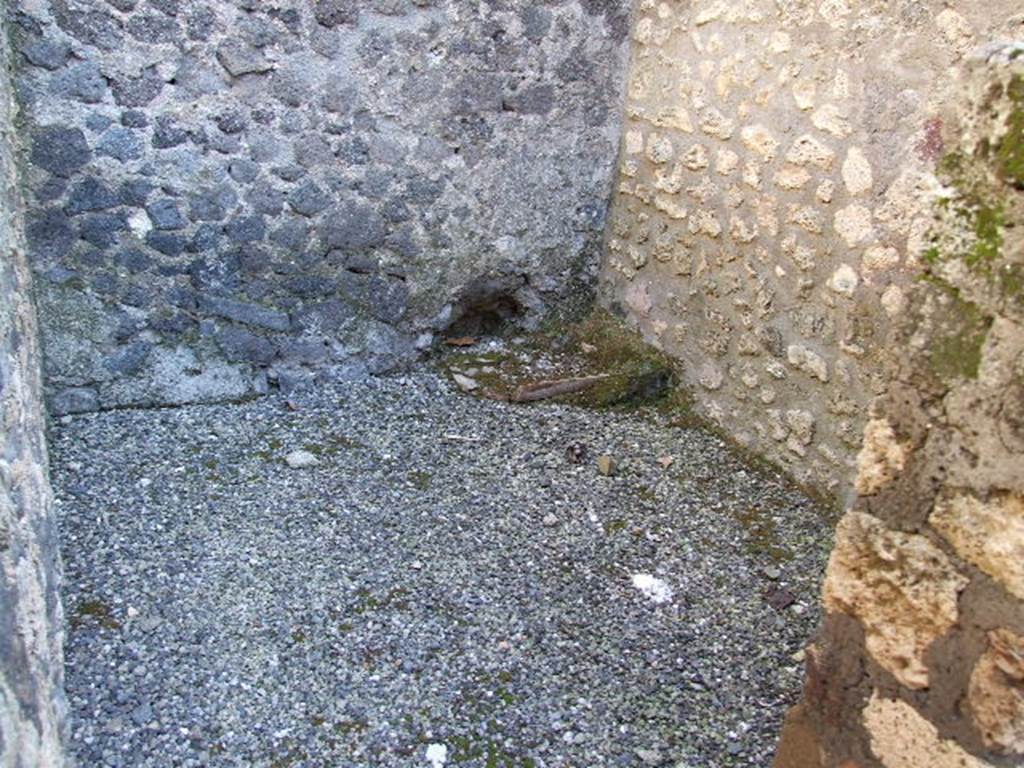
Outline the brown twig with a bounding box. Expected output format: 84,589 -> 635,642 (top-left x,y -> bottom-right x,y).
511,375 -> 610,403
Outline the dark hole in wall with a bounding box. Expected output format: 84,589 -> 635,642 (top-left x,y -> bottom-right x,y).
446,274 -> 532,337
446,293 -> 523,337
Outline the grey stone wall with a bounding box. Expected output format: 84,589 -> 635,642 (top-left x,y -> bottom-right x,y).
0,10 -> 68,768
11,0 -> 631,413
599,0 -> 1020,499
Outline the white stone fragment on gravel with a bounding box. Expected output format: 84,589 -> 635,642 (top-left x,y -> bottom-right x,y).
452,373 -> 479,392
425,743 -> 448,767
285,450 -> 320,469
631,574 -> 673,604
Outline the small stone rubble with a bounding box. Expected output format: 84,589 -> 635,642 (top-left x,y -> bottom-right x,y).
53,372 -> 832,768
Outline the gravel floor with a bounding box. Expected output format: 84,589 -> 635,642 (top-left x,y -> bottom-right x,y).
51,372 -> 834,768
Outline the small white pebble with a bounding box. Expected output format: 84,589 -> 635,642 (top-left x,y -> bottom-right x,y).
426,743 -> 447,768
631,574 -> 673,604
452,373 -> 478,392
285,450 -> 319,469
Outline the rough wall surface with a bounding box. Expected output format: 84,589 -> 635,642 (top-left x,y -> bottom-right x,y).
0,10 -> 67,768
600,0 -> 1021,498
10,0 -> 631,414
774,47 -> 1024,768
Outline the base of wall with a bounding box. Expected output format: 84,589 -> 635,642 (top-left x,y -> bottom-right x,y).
773,705 -> 824,768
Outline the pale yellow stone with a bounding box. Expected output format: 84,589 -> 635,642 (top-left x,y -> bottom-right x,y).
787,345 -> 829,382
936,9 -> 976,58
653,195 -> 688,220
729,216 -> 757,243
624,279 -> 653,317
786,135 -> 835,169
825,513 -> 968,689
694,0 -> 727,26
792,79 -> 816,110
881,285 -> 906,317
834,204 -> 874,247
816,179 -> 835,204
625,129 -> 645,155
754,196 -> 780,237
690,209 -> 722,238
931,493 -> 1024,601
786,409 -> 815,446
788,205 -> 824,234
833,69 -> 851,100
855,419 -> 909,495
740,124 -> 779,161
765,360 -> 787,380
714,70 -> 736,100
628,68 -> 651,100
683,143 -> 709,171
628,245 -> 646,270
715,148 -> 739,175
818,0 -> 851,29
742,161 -> 762,190
652,105 -> 694,133
828,264 -> 859,297
698,107 -> 735,140
698,362 -> 724,390
789,243 -> 816,272
812,104 -> 852,138
646,134 -> 674,164
775,166 -> 811,190
863,246 -> 900,276
737,332 -> 760,356
653,163 -> 684,194
633,16 -> 654,44
863,692 -> 993,768
969,629 -> 1024,755
770,31 -> 791,54
842,147 -> 873,196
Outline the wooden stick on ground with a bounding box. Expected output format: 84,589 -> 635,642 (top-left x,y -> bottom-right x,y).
511,375 -> 610,403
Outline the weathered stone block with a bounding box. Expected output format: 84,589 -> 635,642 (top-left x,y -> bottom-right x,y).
51,61 -> 107,104
145,199 -> 187,231
30,125 -> 90,177
863,693 -> 990,768
931,493 -> 1024,601
109,65 -> 164,108
319,201 -> 386,251
968,629 -> 1024,755
96,127 -> 144,162
198,294 -> 290,332
823,512 -> 967,689
216,40 -> 273,76
66,177 -> 120,214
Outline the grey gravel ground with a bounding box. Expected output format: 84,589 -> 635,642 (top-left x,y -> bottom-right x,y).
52,372 -> 834,768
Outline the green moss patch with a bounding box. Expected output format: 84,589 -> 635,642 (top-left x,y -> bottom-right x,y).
996,75 -> 1024,188
731,507 -> 793,563
71,598 -> 121,630
438,309 -> 678,410
928,291 -> 993,382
